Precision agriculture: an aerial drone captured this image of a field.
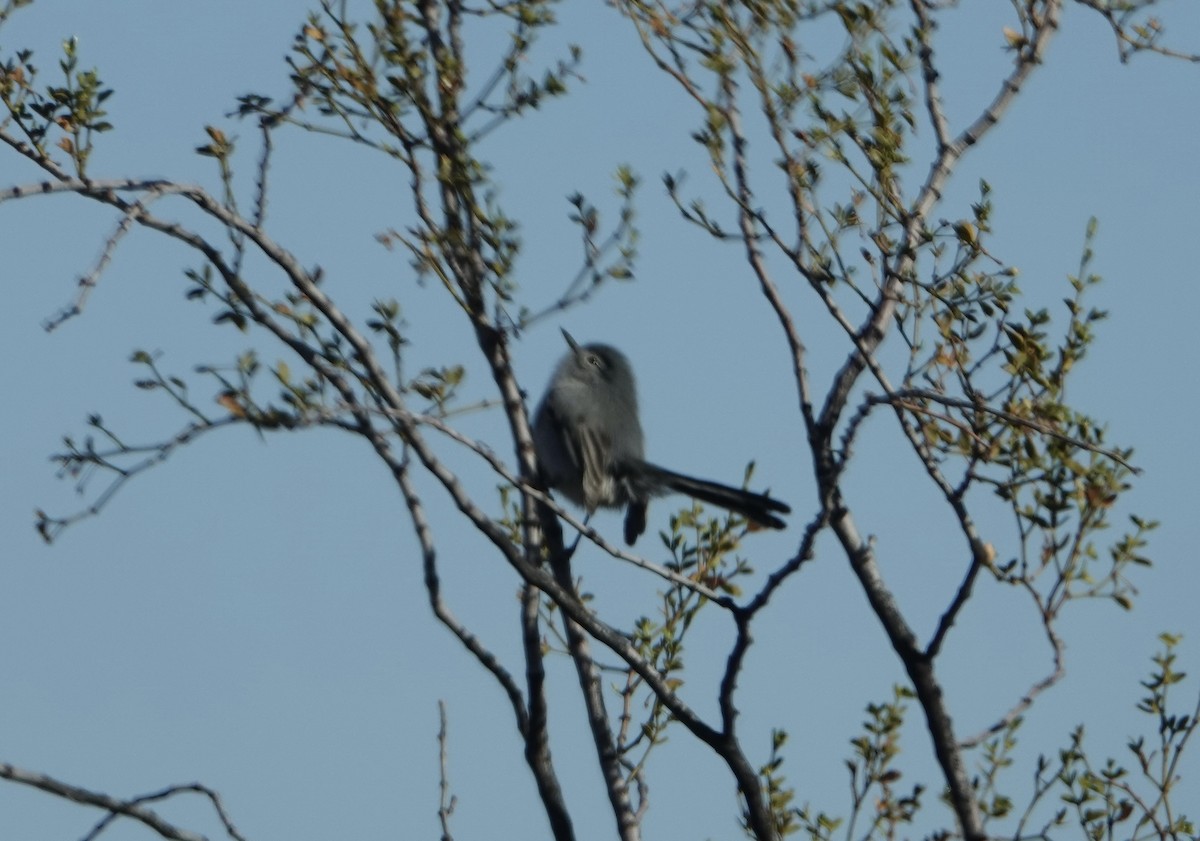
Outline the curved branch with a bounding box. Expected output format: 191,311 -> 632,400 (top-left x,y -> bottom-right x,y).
394,437 -> 577,841
957,606 -> 1066,749
0,764 -> 242,841
1073,0 -> 1200,63
401,444 -> 530,731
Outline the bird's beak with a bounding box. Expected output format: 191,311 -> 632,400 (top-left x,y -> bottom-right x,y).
560,328 -> 581,353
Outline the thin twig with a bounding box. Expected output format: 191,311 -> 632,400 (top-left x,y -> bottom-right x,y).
43,200 -> 143,331
436,700 -> 456,841
872,389 -> 1140,474
957,610 -> 1066,749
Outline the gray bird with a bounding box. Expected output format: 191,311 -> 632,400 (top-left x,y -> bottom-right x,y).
533,329 -> 790,545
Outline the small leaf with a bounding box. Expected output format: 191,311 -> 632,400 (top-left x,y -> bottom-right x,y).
217,392 -> 245,418
953,220 -> 978,247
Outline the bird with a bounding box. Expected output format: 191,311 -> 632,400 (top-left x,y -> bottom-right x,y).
532,329 -> 790,545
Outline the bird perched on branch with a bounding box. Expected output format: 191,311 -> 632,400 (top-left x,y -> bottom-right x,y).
533,329 -> 790,545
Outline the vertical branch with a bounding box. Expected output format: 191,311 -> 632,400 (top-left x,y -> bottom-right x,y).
549,554 -> 641,841
721,70 -> 817,440
437,701 -> 456,841
909,0 -> 951,154
519,583 -> 577,841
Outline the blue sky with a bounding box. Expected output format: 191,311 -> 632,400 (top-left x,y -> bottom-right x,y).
3,2 -> 1200,839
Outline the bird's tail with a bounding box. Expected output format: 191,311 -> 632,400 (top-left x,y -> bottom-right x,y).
635,462 -> 790,530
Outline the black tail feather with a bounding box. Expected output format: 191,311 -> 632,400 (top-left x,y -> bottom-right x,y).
639,462 -> 789,530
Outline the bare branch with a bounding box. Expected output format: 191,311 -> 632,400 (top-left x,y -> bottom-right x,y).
550,553 -> 642,841
909,0 -> 951,153
830,507 -> 986,841
915,0 -> 1063,217
1074,0 -> 1200,63
0,763 -> 243,841
398,442 -> 529,730
436,701 -> 457,841
720,72 -> 818,442
41,199 -> 141,331
957,611 -> 1066,749
36,416 -> 241,543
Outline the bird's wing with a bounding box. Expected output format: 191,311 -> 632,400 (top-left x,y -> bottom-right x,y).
574,421 -> 617,509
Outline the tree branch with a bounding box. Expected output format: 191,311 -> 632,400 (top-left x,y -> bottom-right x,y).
829,506 -> 986,841
0,764 -> 243,841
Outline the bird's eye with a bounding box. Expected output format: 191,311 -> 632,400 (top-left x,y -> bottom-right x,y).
587,354 -> 602,368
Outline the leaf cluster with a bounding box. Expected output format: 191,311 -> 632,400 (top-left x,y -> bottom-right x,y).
0,35 -> 111,175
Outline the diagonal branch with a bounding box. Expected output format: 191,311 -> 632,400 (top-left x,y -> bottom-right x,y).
915,0 -> 1063,217
0,764 -> 240,841
828,506 -> 986,841
874,389 -> 1141,474
399,442 -> 530,732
